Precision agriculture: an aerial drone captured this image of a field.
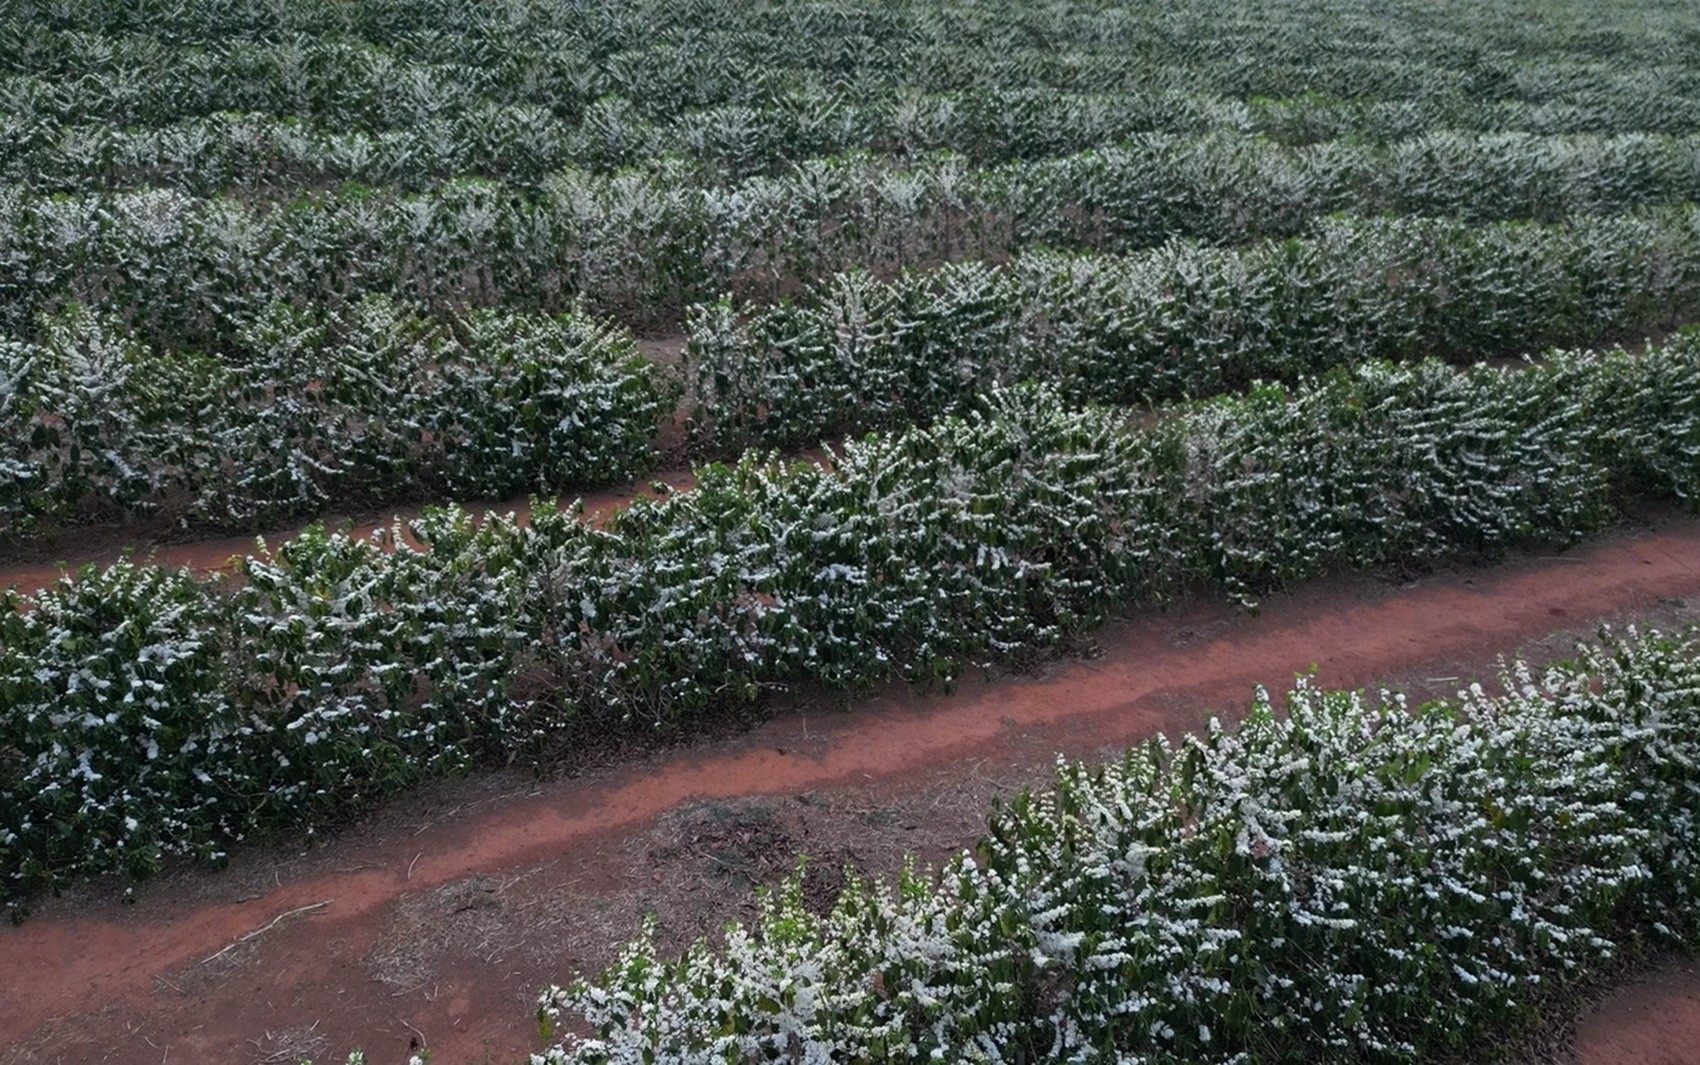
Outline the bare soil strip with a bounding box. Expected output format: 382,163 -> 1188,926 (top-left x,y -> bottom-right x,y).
1571,959 -> 1700,1065
3,513 -> 1698,1064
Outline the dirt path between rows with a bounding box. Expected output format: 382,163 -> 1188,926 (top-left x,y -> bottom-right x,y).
1571,959 -> 1700,1065
4,513 -> 1700,1065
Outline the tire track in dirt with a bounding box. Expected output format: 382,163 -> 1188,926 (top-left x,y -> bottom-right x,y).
3,514 -> 1699,1063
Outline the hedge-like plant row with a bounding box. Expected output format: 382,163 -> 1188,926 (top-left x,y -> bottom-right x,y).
0,89 -> 1255,191
8,0 -> 1685,74
14,87 -> 1700,196
5,341 -> 1698,913
688,209 -> 1700,450
535,627 -> 1700,1064
0,299 -> 670,540
6,0 -> 1699,151
7,134 -> 1700,346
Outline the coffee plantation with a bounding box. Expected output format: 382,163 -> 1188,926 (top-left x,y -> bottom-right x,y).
5,342 -> 1698,913
6,0 -> 1700,1057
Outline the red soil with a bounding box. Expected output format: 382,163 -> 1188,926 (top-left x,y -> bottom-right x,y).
2,515 -> 1699,1064
1573,961 -> 1700,1065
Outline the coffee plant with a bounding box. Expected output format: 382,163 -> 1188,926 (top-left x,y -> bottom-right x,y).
0,299 -> 671,540
11,87 -> 1700,197
10,0 -> 1700,1054
7,0 -> 1700,165
687,210 -> 1700,450
6,131 -> 1700,343
5,0 -> 1700,916
537,626 -> 1700,1064
5,341 -> 1698,913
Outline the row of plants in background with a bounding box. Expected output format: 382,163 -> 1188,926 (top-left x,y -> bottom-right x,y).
14,88 -> 1700,194
7,0 -> 1685,73
7,140 -> 1700,345
5,0 -> 1697,144
5,340 -> 1698,913
535,627 -> 1700,1064
688,209 -> 1700,450
0,299 -> 669,540
0,88 -> 1279,190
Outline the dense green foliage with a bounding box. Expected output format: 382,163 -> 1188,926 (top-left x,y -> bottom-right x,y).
687,209 -> 1700,449
0,301 -> 670,539
7,0 -> 1700,344
3,132 -> 1698,344
538,627 -> 1700,1063
5,342 -> 1699,912
8,12 -> 1700,1037
6,0 -> 1700,172
9,202 -> 1696,541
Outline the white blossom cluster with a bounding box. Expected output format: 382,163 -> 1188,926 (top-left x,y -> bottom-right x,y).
3,346 -> 1696,914
535,629 -> 1700,1064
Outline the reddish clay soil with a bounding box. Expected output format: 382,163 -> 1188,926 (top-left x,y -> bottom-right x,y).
1572,960 -> 1700,1065
3,513 -> 1699,1065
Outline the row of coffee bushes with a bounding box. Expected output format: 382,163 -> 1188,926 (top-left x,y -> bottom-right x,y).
5,343 -> 1698,911
6,140 -> 1700,344
687,210 -> 1700,450
14,85 -> 1700,195
7,73 -> 1698,204
7,0 -> 1683,74
0,88 -> 1251,187
4,1 -> 1695,137
1247,88 -> 1700,147
0,300 -> 669,540
6,205 -> 1693,541
1005,131 -> 1700,246
535,628 -> 1700,1064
